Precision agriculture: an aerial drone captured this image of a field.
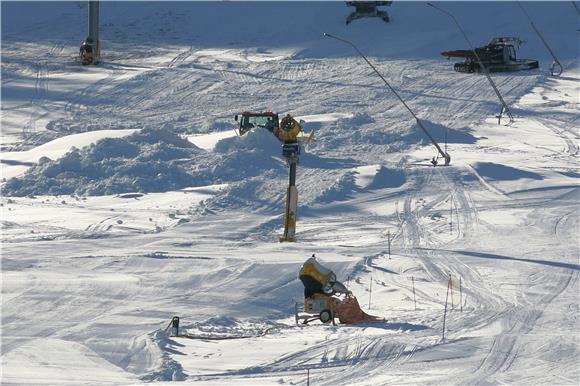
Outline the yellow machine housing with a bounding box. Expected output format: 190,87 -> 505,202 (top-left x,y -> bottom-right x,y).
299,256 -> 336,287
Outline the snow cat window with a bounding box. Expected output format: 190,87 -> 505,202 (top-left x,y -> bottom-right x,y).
508,46 -> 516,61
240,115 -> 277,135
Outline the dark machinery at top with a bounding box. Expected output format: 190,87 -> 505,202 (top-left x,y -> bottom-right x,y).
441,37 -> 539,73
346,1 -> 392,25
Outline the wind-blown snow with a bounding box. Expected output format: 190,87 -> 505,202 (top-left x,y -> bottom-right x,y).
1,1 -> 579,385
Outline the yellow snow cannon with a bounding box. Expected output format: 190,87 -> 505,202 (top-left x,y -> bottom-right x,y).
295,255 -> 384,325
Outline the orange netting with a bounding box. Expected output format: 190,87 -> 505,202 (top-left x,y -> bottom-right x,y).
333,294 -> 384,324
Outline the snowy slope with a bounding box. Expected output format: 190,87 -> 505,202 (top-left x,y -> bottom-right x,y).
2,1 -> 579,385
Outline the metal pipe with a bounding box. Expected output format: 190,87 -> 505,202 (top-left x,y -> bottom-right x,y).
427,2 -> 514,124
324,32 -> 450,165
88,0 -> 99,44
517,2 -> 563,76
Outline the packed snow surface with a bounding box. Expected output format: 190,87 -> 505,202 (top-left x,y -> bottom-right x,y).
1,2 -> 579,385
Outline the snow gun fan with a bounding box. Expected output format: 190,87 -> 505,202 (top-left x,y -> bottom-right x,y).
295,255 -> 384,325
441,37 -> 539,73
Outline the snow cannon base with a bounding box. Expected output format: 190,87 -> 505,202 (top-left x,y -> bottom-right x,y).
295,293 -> 383,326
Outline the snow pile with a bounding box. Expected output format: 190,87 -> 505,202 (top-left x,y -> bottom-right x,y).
2,126 -> 290,198
2,127 -> 206,196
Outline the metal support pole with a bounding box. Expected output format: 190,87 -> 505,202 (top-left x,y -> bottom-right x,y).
427,3 -> 514,124
412,276 -> 417,311
281,152 -> 298,242
324,32 -> 451,166
460,277 -> 463,312
87,0 -> 100,64
368,274 -> 373,310
450,194 -> 453,234
442,277 -> 450,341
518,2 -> 563,76
289,162 -> 296,187
88,1 -> 99,43
449,274 -> 454,309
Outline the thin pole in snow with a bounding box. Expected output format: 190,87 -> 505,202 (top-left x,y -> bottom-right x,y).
517,1 -> 563,76
460,277 -> 463,312
412,276 -> 417,311
450,194 -> 453,234
307,368 -> 310,386
442,276 -> 451,341
368,274 -> 373,310
427,3 -> 514,124
387,230 -> 391,258
450,274 -> 454,309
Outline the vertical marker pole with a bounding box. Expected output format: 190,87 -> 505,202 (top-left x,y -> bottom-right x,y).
412,276 -> 417,311
450,195 -> 453,234
387,230 -> 391,258
449,274 -> 454,309
307,368 -> 310,386
442,278 -> 450,341
460,277 -> 463,312
368,274 -> 373,310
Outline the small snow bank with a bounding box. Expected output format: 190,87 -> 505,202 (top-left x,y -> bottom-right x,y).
187,130 -> 237,151
180,316 -> 278,339
473,162 -> 544,181
367,165 -> 406,190
0,129 -> 137,180
139,330 -> 186,382
2,128 -> 206,196
214,128 -> 280,155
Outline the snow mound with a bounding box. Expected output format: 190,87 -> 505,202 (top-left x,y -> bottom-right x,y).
367,165 -> 406,189
2,126 -> 290,199
2,128 -> 206,196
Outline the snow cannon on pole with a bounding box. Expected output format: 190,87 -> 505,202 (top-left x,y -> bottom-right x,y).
323,33 -> 450,166
234,112 -> 314,242
295,255 -> 385,325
